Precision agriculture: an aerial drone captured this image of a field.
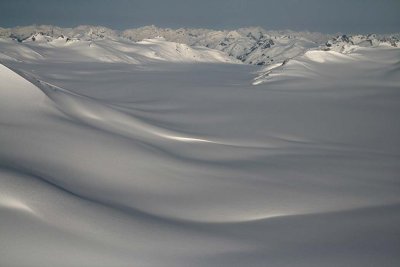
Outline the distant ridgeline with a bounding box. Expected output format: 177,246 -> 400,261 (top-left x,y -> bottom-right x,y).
1,25 -> 399,66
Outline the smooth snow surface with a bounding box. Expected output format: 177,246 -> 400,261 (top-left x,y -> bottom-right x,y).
0,37 -> 400,267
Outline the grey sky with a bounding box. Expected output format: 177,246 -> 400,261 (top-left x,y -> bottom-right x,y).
0,0 -> 399,33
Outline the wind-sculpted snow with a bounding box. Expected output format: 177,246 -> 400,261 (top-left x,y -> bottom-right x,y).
0,34 -> 400,266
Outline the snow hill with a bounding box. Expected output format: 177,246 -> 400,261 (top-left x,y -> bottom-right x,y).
1,25 -> 399,66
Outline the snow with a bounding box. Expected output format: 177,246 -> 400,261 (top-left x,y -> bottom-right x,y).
1,25 -> 399,67
0,35 -> 236,64
0,26 -> 400,267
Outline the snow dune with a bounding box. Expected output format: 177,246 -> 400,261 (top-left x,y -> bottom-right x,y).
0,36 -> 400,266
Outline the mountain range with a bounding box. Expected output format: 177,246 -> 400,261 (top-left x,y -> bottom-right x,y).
1,25 -> 399,66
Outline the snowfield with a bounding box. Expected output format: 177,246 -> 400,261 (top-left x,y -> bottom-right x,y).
0,26 -> 400,267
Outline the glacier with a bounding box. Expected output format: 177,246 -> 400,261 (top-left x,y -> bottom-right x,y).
0,25 -> 400,267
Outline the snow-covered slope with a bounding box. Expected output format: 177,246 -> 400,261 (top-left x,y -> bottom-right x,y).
254,45 -> 400,84
1,25 -> 400,267
0,34 -> 236,64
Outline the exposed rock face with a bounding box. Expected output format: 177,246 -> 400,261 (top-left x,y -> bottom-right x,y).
323,34 -> 399,53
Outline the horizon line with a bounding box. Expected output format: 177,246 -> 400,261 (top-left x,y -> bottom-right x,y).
1,24 -> 399,36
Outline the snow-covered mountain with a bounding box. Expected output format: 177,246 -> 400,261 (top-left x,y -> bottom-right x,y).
1,25 -> 399,66
122,26 -> 332,65
323,34 -> 400,53
0,34 -> 237,64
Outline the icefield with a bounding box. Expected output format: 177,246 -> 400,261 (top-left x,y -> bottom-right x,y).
0,29 -> 400,266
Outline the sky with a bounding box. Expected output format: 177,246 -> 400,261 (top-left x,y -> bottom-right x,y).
0,0 -> 399,33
